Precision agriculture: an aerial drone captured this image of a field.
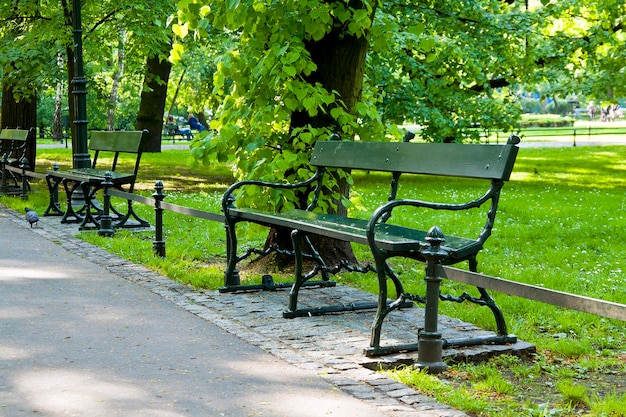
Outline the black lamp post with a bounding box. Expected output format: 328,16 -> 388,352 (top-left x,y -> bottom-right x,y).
71,0 -> 91,169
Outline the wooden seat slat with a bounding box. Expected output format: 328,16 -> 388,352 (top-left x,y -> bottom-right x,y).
230,207 -> 480,258
311,141 -> 518,179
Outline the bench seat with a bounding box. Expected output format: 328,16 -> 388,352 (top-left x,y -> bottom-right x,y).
229,208 -> 482,259
52,168 -> 135,184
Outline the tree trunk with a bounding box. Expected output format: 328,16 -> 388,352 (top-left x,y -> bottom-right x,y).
167,69 -> 186,118
1,78 -> 38,168
136,54 -> 172,152
52,80 -> 64,141
266,1 -> 374,268
66,44 -> 77,152
107,31 -> 126,130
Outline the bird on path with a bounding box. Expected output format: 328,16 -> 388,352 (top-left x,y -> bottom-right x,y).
24,207 -> 39,227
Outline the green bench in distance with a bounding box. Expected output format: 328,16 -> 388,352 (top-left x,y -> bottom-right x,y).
44,130 -> 150,231
0,128 -> 34,196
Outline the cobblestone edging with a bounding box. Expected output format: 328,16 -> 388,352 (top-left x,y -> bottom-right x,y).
5,206 -> 532,417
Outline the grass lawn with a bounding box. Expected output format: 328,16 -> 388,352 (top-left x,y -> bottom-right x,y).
2,140 -> 625,416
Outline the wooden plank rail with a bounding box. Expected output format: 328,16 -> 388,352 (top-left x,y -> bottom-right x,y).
15,172 -> 626,324
108,188 -> 224,222
438,265 -> 626,322
4,164 -> 46,180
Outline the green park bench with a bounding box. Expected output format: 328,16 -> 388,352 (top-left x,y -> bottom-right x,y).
44,130 -> 150,230
0,128 -> 35,196
163,123 -> 192,141
221,133 -> 521,356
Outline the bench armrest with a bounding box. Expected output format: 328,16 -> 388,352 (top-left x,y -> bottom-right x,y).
222,169 -> 324,213
366,180 -> 504,247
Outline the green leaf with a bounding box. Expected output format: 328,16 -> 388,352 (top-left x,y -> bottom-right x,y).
408,23 -> 425,36
284,97 -> 299,111
283,65 -> 297,77
303,96 -> 318,114
253,1 -> 266,13
420,37 -> 436,53
172,23 -> 189,39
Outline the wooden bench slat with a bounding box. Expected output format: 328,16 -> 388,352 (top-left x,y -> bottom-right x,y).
48,168 -> 135,183
89,130 -> 145,153
311,141 -> 518,180
0,129 -> 30,142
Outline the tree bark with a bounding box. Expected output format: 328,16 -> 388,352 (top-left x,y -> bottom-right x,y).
52,80 -> 64,141
135,54 -> 172,152
107,31 -> 126,130
1,78 -> 38,168
167,69 -> 186,119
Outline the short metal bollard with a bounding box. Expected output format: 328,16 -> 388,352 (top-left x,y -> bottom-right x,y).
0,153 -> 7,194
415,226 -> 448,374
51,162 -> 60,208
152,180 -> 166,257
97,171 -> 115,236
19,156 -> 29,200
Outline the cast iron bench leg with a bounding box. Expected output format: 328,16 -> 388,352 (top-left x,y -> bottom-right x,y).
286,229 -> 305,314
78,183 -> 101,230
468,257 -> 509,336
223,219 -> 241,287
60,179 -> 84,224
44,176 -> 64,216
115,200 -> 150,228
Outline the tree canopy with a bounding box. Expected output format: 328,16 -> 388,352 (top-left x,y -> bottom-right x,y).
175,0 -> 536,212
0,0 -> 175,134
1,0 -> 625,162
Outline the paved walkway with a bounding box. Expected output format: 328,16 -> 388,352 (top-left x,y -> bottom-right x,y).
0,205 -> 533,417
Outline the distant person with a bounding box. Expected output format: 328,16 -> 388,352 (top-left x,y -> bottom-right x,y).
604,104 -> 614,122
608,103 -> 620,122
188,113 -> 206,132
587,101 -> 597,121
166,115 -> 192,140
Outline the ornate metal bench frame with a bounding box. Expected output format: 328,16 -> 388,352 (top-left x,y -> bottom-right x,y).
221,134 -> 520,363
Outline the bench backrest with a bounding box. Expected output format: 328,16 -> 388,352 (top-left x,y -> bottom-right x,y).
89,130 -> 146,154
309,137 -> 520,245
0,129 -> 35,168
0,128 -> 30,142
89,130 -> 148,182
310,140 -> 519,181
